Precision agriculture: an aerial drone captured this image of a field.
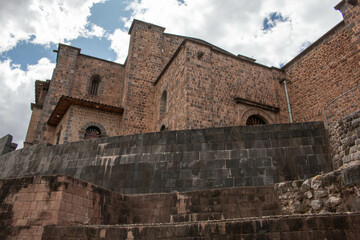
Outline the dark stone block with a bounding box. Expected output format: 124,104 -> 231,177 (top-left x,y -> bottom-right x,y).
342,165 -> 360,186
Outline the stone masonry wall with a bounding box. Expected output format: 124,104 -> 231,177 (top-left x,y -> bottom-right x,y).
328,110 -> 360,169
275,163 -> 360,215
284,2 -> 360,123
154,45 -> 188,131
69,55 -> 124,107
120,21 -> 178,135
0,176 -> 128,228
0,175 -> 280,227
127,186 -> 280,224
32,45 -> 124,145
183,41 -> 288,130
59,105 -> 122,143
0,122 -> 332,194
34,45 -> 80,144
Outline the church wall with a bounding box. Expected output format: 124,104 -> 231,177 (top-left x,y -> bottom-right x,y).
120,21 -> 184,135
58,105 -> 122,143
33,45 -> 80,144
284,2 -> 360,123
184,41 -> 288,130
154,46 -> 188,131
69,55 -> 124,107
24,106 -> 42,147
120,21 -> 167,135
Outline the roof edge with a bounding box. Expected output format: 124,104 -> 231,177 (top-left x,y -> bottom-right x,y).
281,20 -> 345,70
128,19 -> 166,35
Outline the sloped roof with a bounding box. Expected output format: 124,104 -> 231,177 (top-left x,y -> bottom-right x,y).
47,96 -> 124,126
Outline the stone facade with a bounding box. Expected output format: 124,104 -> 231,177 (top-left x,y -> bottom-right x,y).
2,1 -> 360,239
1,175 -> 359,239
24,1 -> 360,147
328,110 -> 360,169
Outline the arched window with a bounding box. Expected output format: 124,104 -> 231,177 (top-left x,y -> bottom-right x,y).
246,115 -> 266,126
89,75 -> 101,96
160,90 -> 167,117
160,125 -> 167,132
84,126 -> 101,140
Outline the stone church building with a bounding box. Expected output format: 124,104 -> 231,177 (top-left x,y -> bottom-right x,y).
0,1 -> 360,238
24,0 -> 359,147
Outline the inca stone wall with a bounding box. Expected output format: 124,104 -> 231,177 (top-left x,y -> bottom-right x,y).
0,122 -> 331,194
328,110 -> 360,169
275,163 -> 360,215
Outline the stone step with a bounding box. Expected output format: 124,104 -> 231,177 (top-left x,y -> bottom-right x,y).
33,212 -> 360,239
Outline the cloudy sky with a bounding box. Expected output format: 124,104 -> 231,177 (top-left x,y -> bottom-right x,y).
0,0 -> 343,147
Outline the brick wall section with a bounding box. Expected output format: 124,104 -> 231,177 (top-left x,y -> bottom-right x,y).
34,45 -> 80,144
275,163 -> 360,215
120,21 -> 169,134
184,41 -> 288,129
69,55 -> 124,107
283,2 -> 360,123
31,45 -> 125,145
155,40 -> 289,132
0,122 -> 332,194
0,175 -> 280,226
154,46 -> 188,131
328,110 -> 360,169
59,105 -> 122,143
0,176 -> 128,228
39,213 -> 360,240
24,106 -> 42,147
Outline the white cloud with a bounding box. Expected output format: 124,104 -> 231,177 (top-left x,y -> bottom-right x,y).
114,0 -> 343,67
108,29 -> 130,63
0,58 -> 55,147
0,0 -> 106,53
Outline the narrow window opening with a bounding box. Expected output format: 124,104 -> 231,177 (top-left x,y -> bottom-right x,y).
246,115 -> 266,125
160,90 -> 167,117
84,126 -> 101,140
56,126 -> 62,144
90,75 -> 101,96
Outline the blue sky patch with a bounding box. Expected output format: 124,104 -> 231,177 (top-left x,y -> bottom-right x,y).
0,42 -> 57,71
70,36 -> 117,62
89,0 -> 132,32
263,12 -> 289,31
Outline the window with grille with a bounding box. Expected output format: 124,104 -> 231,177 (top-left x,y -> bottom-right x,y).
84,126 -> 101,140
246,115 -> 266,125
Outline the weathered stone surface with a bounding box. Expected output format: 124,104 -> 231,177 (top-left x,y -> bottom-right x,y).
0,135 -> 17,156
36,213 -> 360,239
0,122 -> 332,194
275,163 -> 360,214
328,110 -> 360,169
